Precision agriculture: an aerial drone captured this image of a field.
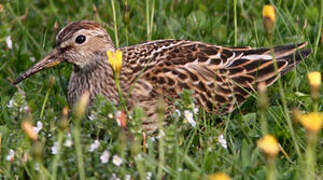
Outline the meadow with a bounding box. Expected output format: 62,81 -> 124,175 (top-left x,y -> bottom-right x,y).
0,0 -> 322,179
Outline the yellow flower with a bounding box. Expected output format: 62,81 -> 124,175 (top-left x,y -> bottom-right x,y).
298,112 -> 322,133
262,5 -> 276,35
263,5 -> 276,22
307,71 -> 321,88
257,134 -> 280,157
208,172 -> 231,180
107,50 -> 123,74
21,121 -> 38,141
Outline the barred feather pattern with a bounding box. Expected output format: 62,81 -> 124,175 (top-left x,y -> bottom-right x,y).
14,21 -> 312,133
120,40 -> 310,112
117,40 -> 311,132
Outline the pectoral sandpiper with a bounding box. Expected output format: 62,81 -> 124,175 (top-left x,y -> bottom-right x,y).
13,20 -> 312,132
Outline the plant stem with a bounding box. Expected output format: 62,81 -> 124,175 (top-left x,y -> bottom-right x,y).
233,0 -> 238,46
267,157 -> 276,180
305,133 -> 317,180
40,86 -> 51,119
72,98 -> 88,180
268,38 -> 301,157
73,124 -> 85,180
51,129 -> 65,180
313,0 -> 323,56
111,0 -> 119,48
157,99 -> 165,180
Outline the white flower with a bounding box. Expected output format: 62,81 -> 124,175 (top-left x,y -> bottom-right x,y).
124,174 -> 131,180
64,133 -> 73,147
6,149 -> 15,161
146,172 -> 152,180
29,57 -> 36,62
88,114 -> 95,121
100,150 -> 110,164
33,121 -> 43,133
110,173 -> 120,180
6,36 -> 12,49
175,109 -> 181,116
89,140 -> 100,152
149,137 -> 156,142
34,163 -> 40,171
19,105 -> 28,112
184,110 -> 196,127
177,168 -> 183,172
51,142 -> 59,155
7,99 -> 14,108
193,107 -> 199,114
218,134 -> 228,149
115,111 -> 122,126
112,155 -> 123,166
108,113 -> 113,119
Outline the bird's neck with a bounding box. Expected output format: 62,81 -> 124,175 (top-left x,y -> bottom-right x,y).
68,56 -> 119,106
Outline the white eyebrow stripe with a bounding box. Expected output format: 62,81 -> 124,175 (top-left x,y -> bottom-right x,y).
56,25 -> 68,41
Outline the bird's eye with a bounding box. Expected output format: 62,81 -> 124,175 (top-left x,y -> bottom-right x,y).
75,35 -> 86,44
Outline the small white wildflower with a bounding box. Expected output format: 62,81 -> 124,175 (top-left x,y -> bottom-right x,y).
89,140 -> 100,152
112,155 -> 123,166
34,163 -> 40,171
115,111 -> 122,126
64,133 -> 73,147
110,173 -> 120,180
7,99 -> 14,108
218,134 -> 228,149
19,105 -> 28,112
29,57 -> 36,62
175,109 -> 181,116
108,113 -> 113,119
146,172 -> 152,180
88,114 -> 95,121
100,150 -> 110,164
6,149 -> 15,161
150,137 -> 156,142
177,168 -> 183,172
6,36 -> 12,49
193,107 -> 199,114
64,139 -> 72,147
51,142 -> 59,155
124,174 -> 131,180
184,110 -> 196,127
33,121 -> 43,133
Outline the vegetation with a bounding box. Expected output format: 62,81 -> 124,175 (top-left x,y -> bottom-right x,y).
0,0 -> 322,179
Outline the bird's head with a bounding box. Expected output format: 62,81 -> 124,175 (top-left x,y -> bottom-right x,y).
13,20 -> 114,85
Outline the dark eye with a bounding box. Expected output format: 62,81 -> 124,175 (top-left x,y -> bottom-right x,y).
75,35 -> 86,44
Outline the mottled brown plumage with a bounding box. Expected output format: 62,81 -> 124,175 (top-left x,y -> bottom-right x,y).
14,20 -> 312,132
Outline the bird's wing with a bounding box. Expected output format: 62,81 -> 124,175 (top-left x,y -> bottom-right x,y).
120,40 -> 311,114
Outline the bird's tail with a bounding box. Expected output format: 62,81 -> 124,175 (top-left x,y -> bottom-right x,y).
230,42 -> 312,88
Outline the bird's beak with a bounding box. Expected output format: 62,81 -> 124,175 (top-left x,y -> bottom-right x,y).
13,49 -> 62,85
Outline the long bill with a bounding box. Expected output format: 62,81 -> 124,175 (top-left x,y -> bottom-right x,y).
13,49 -> 62,85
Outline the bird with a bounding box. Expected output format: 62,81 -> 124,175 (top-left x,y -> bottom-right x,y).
13,20 -> 312,133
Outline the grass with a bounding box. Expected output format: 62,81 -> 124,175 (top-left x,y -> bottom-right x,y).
0,0 -> 322,179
